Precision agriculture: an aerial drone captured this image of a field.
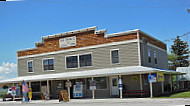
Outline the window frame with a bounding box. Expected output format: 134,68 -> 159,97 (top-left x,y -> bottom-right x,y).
148,49 -> 151,63
154,51 -> 158,64
65,52 -> 93,69
42,57 -> 55,72
65,54 -> 79,69
27,60 -> 34,73
110,49 -> 120,64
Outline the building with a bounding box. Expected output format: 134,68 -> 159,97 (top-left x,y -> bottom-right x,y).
176,67 -> 190,89
0,26 -> 184,99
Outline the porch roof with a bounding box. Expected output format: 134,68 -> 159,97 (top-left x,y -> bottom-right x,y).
0,66 -> 184,83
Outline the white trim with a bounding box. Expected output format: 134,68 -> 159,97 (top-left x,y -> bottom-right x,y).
147,42 -> 166,52
105,29 -> 139,38
42,57 -> 55,72
27,60 -> 34,73
17,48 -> 37,52
18,39 -> 138,59
137,31 -> 141,66
110,49 -> 120,65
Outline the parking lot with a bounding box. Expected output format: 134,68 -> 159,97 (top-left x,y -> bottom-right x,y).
0,98 -> 190,106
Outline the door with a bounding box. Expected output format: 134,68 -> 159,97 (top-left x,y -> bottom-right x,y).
110,76 -> 119,96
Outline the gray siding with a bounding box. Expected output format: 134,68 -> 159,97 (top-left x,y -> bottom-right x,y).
18,42 -> 139,76
140,42 -> 168,69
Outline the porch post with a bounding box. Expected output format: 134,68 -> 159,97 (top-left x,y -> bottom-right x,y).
47,80 -> 50,99
119,75 -> 122,99
13,83 -> 15,101
67,79 -> 70,100
92,77 -> 95,99
149,73 -> 153,98
29,82 -> 31,88
170,74 -> 172,92
161,81 -> 164,93
140,74 -> 143,90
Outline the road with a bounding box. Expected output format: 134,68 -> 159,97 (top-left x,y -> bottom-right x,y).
0,98 -> 190,106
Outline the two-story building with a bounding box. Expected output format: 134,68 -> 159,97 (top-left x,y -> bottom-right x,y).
0,26 -> 184,99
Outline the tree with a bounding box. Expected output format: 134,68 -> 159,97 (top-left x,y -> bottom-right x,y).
169,36 -> 189,70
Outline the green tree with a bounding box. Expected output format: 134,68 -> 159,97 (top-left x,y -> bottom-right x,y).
169,36 -> 189,70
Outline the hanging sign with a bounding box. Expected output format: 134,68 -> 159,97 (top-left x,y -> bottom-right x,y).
65,81 -> 72,87
118,78 -> 123,90
89,80 -> 96,90
59,36 -> 77,48
157,72 -> 164,82
148,74 -> 157,83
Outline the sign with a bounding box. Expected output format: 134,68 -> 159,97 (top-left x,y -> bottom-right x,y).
157,72 -> 164,82
28,88 -> 32,100
59,90 -> 69,102
65,81 -> 72,87
73,82 -> 83,98
148,74 -> 157,83
118,78 -> 123,90
89,80 -> 96,90
59,36 -> 77,48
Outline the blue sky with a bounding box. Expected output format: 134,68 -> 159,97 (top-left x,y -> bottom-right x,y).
0,0 -> 190,79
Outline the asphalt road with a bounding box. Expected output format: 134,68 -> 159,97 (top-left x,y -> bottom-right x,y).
0,98 -> 190,106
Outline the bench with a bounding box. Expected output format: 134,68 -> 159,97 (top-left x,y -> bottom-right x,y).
123,90 -> 149,97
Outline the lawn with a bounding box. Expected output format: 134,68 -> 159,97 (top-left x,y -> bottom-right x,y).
154,91 -> 190,98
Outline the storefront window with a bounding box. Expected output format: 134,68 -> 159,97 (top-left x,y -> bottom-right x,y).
31,82 -> 40,92
87,77 -> 107,89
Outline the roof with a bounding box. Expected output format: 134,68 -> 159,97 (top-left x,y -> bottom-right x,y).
0,66 -> 184,84
17,26 -> 165,52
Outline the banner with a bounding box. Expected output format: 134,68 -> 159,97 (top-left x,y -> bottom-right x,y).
157,72 -> 164,82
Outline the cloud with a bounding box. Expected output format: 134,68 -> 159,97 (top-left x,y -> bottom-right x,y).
0,62 -> 17,80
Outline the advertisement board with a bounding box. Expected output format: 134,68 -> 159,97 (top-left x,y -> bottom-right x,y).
73,82 -> 83,98
148,74 -> 157,83
157,72 -> 164,82
59,36 -> 77,48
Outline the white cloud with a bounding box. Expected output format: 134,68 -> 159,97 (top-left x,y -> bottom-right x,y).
0,62 -> 17,80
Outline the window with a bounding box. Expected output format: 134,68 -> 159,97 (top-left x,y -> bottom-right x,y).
79,54 -> 92,67
66,53 -> 92,69
27,60 -> 33,73
43,58 -> 54,71
148,49 -> 151,63
154,51 -> 157,64
111,49 -> 119,64
87,77 -> 107,89
66,56 -> 78,68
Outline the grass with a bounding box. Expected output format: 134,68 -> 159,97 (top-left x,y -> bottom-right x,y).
154,91 -> 190,98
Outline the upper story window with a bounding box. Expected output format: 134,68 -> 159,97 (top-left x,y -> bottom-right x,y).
27,60 -> 33,73
111,49 -> 119,64
66,53 -> 92,69
79,54 -> 92,67
154,51 -> 157,64
43,58 -> 54,71
66,56 -> 78,68
148,49 -> 151,63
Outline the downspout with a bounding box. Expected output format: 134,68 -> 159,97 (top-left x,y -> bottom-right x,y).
137,30 -> 142,66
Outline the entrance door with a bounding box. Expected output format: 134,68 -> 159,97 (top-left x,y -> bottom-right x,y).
110,76 -> 119,96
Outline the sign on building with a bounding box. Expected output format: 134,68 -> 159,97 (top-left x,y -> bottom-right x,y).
157,72 -> 164,82
73,82 -> 83,98
148,74 -> 157,83
59,36 -> 77,48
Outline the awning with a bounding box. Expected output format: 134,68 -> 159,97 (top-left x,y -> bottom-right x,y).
0,66 -> 185,83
